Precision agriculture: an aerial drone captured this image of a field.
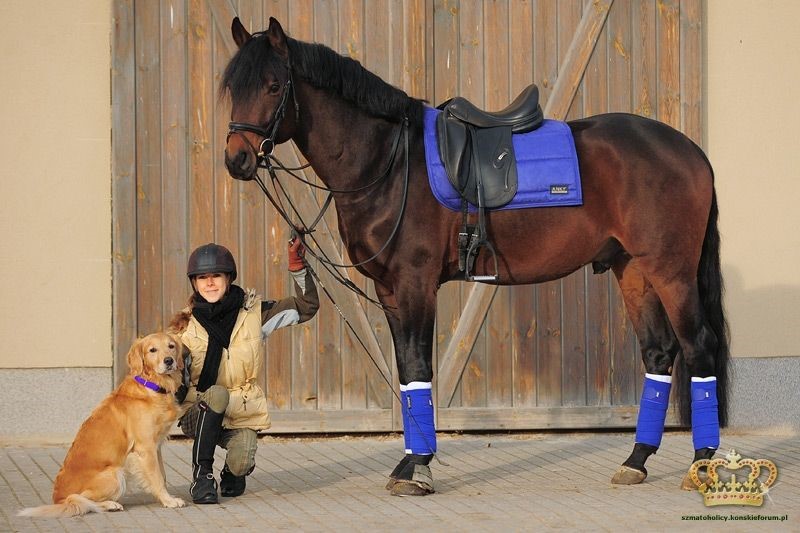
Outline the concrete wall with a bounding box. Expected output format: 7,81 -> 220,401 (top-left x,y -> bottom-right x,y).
0,1 -> 796,441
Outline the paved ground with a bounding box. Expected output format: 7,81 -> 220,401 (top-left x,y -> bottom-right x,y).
1,431 -> 796,532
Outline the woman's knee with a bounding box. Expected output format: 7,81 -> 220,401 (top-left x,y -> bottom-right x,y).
201,385 -> 230,413
224,430 -> 258,476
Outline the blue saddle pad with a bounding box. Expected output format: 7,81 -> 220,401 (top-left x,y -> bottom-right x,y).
423,106 -> 583,211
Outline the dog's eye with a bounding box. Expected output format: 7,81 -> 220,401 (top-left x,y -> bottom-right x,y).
168,343 -> 175,349
149,347 -> 157,353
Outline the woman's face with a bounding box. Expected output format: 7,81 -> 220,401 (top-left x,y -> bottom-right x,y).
193,272 -> 230,303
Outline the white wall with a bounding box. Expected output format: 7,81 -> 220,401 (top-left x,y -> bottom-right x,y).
0,1 -> 112,368
707,0 -> 800,357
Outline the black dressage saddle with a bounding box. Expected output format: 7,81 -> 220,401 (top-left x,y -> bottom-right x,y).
436,84 -> 544,208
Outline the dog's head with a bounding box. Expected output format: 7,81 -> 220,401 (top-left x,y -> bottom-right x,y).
127,332 -> 184,381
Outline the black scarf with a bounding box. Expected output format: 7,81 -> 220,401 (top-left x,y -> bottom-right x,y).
192,284 -> 245,393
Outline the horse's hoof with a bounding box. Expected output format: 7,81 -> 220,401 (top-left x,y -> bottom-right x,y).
390,479 -> 435,496
611,465 -> 647,485
389,463 -> 435,496
681,469 -> 707,491
384,477 -> 398,490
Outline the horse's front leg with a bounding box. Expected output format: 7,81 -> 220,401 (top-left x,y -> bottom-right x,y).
375,280 -> 438,496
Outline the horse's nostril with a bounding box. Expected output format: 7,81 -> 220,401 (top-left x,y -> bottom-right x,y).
235,151 -> 248,170
225,150 -> 249,175
164,357 -> 174,366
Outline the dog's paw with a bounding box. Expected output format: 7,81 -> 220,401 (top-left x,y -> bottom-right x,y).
105,501 -> 124,512
161,496 -> 186,508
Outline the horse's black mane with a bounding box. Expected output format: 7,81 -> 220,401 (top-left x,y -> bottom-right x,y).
221,32 -> 424,127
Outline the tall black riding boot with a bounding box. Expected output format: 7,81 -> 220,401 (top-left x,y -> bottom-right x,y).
190,402 -> 224,504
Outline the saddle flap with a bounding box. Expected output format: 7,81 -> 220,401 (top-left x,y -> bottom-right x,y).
436,112 -> 518,208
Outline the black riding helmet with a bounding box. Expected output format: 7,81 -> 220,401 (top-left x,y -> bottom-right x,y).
187,243 -> 237,282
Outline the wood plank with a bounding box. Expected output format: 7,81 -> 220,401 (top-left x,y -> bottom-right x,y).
656,0 -> 680,129
457,0 -> 486,409
509,0 -> 536,408
606,0 -> 638,406
438,406 -> 679,431
274,147 -> 393,388
362,0 -> 395,412
135,1 -> 163,334
235,0 -> 267,401
268,409 -> 393,432
558,0 -> 587,407
544,0 -> 614,119
632,0 -> 656,118
583,0 -> 611,407
337,0 -> 369,411
213,22 -> 241,261
403,0 -> 427,98
206,0 -> 238,58
259,1 -> 293,413
484,0 -> 512,409
680,0 -> 703,145
161,0 -> 189,329
111,0 -> 137,384
437,0 -> 614,408
432,0 -> 462,409
189,0 -> 215,249
532,1 -> 563,409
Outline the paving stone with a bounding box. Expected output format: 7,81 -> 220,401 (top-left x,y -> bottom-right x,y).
1,432 -> 797,532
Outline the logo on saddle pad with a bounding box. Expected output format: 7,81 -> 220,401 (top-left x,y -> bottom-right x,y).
690,449 -> 778,507
549,185 -> 569,195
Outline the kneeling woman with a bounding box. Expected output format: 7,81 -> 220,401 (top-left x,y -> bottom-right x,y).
170,240 -> 318,504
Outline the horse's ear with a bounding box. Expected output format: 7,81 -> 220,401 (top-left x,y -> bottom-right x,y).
266,17 -> 288,59
231,17 -> 251,49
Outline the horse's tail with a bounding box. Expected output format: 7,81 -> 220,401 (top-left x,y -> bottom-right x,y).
17,494 -> 103,518
674,184 -> 730,428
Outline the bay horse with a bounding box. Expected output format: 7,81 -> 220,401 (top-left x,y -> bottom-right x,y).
221,17 -> 729,496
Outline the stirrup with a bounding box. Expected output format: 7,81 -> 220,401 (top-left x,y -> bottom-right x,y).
466,238 -> 499,282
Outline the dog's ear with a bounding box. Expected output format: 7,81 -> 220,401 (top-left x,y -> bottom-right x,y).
126,337 -> 145,376
167,332 -> 185,370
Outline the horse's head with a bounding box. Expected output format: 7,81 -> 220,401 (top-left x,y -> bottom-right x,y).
222,17 -> 297,181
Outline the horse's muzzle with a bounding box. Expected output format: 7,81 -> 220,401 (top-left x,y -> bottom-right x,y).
224,149 -> 257,181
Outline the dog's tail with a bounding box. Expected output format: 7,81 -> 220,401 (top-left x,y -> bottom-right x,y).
18,494 -> 107,518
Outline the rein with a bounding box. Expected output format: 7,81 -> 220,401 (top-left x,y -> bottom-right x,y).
225,51 -> 442,461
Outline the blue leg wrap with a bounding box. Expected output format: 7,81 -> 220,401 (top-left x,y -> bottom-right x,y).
405,384 -> 436,455
691,377 -> 720,450
399,388 -> 411,453
635,374 -> 672,448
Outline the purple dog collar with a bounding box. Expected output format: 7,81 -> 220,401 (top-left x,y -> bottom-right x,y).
134,375 -> 167,394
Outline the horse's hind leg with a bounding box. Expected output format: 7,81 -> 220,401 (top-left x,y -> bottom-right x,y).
609,259 -> 681,485
646,271 -> 721,489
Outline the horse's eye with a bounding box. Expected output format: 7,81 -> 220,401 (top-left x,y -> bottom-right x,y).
149,347 -> 157,353
269,83 -> 280,94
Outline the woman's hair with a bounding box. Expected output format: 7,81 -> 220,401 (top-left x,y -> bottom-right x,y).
167,294 -> 196,334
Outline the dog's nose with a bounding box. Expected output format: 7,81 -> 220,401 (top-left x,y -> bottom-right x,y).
164,357 -> 174,367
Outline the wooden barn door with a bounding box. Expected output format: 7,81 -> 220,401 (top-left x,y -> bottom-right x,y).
112,0 -> 703,432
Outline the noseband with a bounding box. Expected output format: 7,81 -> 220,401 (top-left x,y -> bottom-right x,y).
227,58 -> 299,164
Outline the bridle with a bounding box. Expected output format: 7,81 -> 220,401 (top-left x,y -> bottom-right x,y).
226,53 -> 299,163
224,51 -> 411,279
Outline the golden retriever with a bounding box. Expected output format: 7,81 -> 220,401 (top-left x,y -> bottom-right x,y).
18,332 -> 186,517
